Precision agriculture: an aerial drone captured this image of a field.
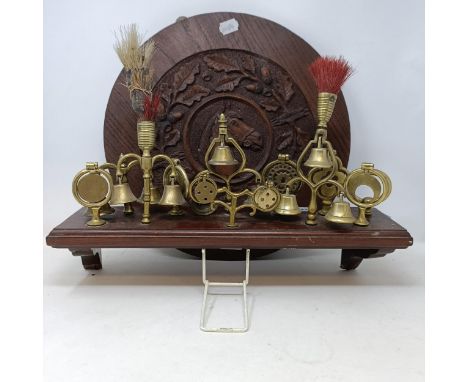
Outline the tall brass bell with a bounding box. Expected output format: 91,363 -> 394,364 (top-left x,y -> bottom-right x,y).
325,194 -> 355,224
304,147 -> 333,168
274,188 -> 301,216
208,142 -> 239,166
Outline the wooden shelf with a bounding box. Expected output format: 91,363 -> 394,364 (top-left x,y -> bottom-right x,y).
46,206 -> 412,271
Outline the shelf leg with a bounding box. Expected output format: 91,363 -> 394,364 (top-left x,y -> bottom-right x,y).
340,248 -> 395,270
70,248 -> 102,270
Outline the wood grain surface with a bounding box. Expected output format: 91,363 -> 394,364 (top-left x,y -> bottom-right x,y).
46,206 -> 412,250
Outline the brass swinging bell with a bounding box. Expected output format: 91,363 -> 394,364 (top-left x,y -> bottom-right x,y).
207,113 -> 239,167
304,138 -> 333,169
159,176 -> 187,215
275,187 -> 301,216
325,193 -> 355,224
207,141 -> 239,166
110,177 -> 138,215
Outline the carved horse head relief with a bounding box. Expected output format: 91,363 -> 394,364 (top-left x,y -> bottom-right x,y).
209,111 -> 263,151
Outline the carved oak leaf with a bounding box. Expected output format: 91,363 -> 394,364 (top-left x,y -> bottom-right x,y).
215,75 -> 242,92
241,55 -> 255,73
278,131 -> 293,150
173,63 -> 200,94
175,84 -> 210,106
165,129 -> 181,147
276,72 -> 294,102
259,98 -> 280,112
204,54 -> 240,72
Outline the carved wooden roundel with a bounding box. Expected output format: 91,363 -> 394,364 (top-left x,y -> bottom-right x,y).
104,12 -> 351,201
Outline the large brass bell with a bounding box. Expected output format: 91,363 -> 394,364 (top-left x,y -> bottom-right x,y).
274,187 -> 301,216
325,193 -> 355,224
208,142 -> 239,166
159,177 -> 187,215
304,147 -> 333,168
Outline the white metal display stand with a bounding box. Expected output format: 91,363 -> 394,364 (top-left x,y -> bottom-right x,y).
200,248 -> 250,333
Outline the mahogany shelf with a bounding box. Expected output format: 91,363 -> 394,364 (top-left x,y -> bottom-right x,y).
46,206 -> 413,271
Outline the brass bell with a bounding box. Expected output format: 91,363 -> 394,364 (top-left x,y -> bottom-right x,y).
138,185 -> 161,205
274,188 -> 301,216
304,147 -> 332,168
110,183 -> 137,205
159,178 -> 187,207
325,194 -> 355,224
208,142 -> 239,166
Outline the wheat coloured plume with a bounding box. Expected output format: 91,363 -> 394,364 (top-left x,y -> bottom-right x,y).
114,24 -> 156,94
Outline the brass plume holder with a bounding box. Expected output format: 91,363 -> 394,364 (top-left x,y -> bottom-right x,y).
284,126 -> 348,225
115,120 -> 188,224
189,113 -> 280,228
271,91 -> 392,227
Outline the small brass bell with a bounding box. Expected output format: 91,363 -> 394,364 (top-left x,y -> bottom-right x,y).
110,183 -> 137,205
208,142 -> 239,166
110,179 -> 138,215
159,177 -> 187,215
275,188 -> 301,216
325,194 -> 355,224
304,147 -> 332,168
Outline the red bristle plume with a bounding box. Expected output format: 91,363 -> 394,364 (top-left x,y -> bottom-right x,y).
143,94 -> 160,121
308,56 -> 354,94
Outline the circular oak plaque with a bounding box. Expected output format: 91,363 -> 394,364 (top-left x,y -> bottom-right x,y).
103,12 -> 351,203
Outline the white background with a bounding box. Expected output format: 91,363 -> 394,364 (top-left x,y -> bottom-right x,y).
42,1 -> 424,381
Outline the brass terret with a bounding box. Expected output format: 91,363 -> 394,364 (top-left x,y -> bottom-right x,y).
72,162 -> 113,226
344,163 -> 392,226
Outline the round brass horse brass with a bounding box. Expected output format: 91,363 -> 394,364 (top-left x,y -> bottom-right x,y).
192,178 -> 218,204
77,173 -> 109,204
253,185 -> 280,212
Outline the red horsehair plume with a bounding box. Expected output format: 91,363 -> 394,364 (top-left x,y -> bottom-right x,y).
143,94 -> 160,121
308,56 -> 354,94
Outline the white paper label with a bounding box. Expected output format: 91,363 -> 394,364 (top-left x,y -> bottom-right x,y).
219,18 -> 239,36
